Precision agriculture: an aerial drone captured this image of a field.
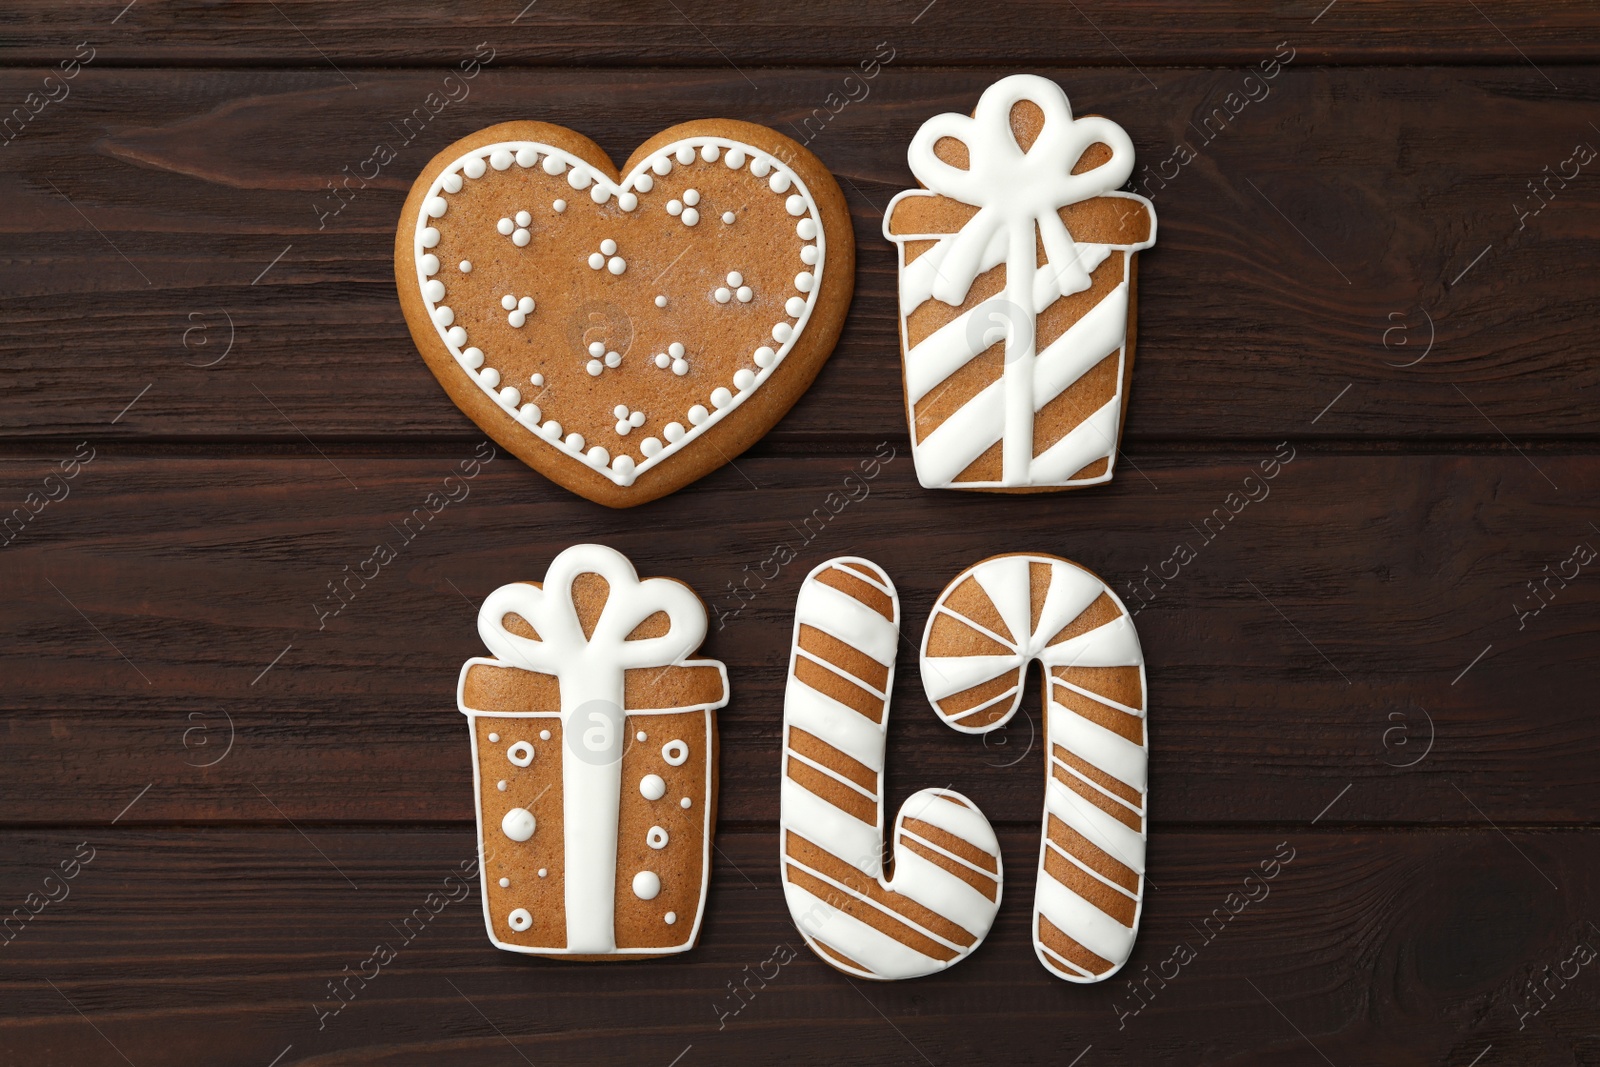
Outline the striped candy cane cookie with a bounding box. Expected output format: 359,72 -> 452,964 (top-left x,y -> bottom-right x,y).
780,557 -> 1003,980
920,552 -> 1147,982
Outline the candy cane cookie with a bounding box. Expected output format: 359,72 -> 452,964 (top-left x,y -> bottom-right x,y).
921,553 -> 1147,982
780,557 -> 1003,980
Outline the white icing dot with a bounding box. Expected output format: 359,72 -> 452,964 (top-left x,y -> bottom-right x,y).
538,868 -> 548,877
543,155 -> 566,176
632,871 -> 661,900
496,779 -> 507,791
541,420 -> 561,440
502,295 -> 518,311
488,732 -> 500,743
786,296 -> 807,317
586,360 -> 603,376
688,405 -> 708,425
701,144 -> 720,163
734,369 -> 755,390
501,807 -> 536,842
652,156 -> 673,176
773,322 -> 794,343
613,404 -> 629,419
447,326 -> 467,346
515,210 -> 532,227
727,271 -> 744,287
612,455 -> 635,482
721,211 -> 736,226
499,877 -> 510,888
640,773 -> 666,800
668,342 -> 685,358
426,196 -> 448,218
615,420 -> 630,436
588,252 -> 605,270
655,295 -> 668,308
497,218 -> 514,236
508,907 -> 531,931
769,170 -> 792,193
432,306 -> 454,327
491,150 -> 513,171
785,194 -> 806,217
683,188 -> 700,206
655,353 -> 671,369
600,238 -> 618,256
726,147 -> 746,169
464,157 -> 486,179
710,387 -> 733,409
508,311 -> 526,328
441,172 -> 462,194
529,373 -> 544,387
675,145 -> 695,165
641,437 -> 662,457
459,260 -> 472,273
608,256 -> 626,275
636,173 -> 654,193
568,167 -> 592,190
667,199 -> 683,217
587,445 -> 610,466
423,279 -> 446,302
589,342 -> 606,358
565,432 -> 586,451
665,911 -> 677,924
736,286 -> 753,303
618,192 -> 638,211
479,367 -> 500,388
500,386 -> 520,406
590,182 -> 610,204
680,796 -> 692,809
796,271 -> 815,292
797,218 -> 818,240
513,228 -> 530,247
750,156 -> 771,177
636,732 -> 646,743
672,359 -> 689,376
714,287 -> 731,304
629,411 -> 645,427
553,199 -> 567,213
421,254 -> 440,276
647,826 -> 669,850
507,741 -> 534,767
420,228 -> 440,248
753,346 -> 775,368
801,245 -> 820,265
463,347 -> 485,369
516,146 -> 538,168
604,351 -> 621,368
518,296 -> 535,314
539,729 -> 551,741
664,422 -> 685,442
519,403 -> 541,423
682,207 -> 699,226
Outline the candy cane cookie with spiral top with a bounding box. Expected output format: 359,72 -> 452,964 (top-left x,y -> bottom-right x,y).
780,557 -> 1003,980
921,553 -> 1147,982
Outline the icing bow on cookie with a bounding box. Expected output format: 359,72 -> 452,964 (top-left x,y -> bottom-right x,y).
907,74 -> 1135,307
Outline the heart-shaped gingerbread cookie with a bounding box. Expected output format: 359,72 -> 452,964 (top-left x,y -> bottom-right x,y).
396,120 -> 854,507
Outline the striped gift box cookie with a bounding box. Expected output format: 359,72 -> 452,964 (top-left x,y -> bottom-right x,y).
920,552 -> 1148,982
883,75 -> 1156,491
780,557 -> 1003,980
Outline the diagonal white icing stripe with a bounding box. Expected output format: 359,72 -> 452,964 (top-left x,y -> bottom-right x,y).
1036,872 -> 1136,964
1033,242 -> 1112,312
783,880 -> 945,981
786,856 -> 964,951
920,653 -> 1021,702
795,577 -> 898,664
788,748 -> 880,802
1041,614 -> 1143,669
1033,561 -> 1107,649
783,775 -> 882,876
949,686 -> 1020,724
1039,942 -> 1095,979
897,790 -> 1001,855
1047,701 -> 1147,791
784,678 -> 886,772
1028,397 -> 1120,485
1031,280 -> 1128,408
887,848 -> 1000,935
1045,777 -> 1145,875
971,556 -> 1033,654
936,606 -> 1017,653
1052,753 -> 1142,815
795,647 -> 887,700
899,828 -> 1001,881
905,296 -> 1008,405
1054,678 -> 1143,719
911,377 -> 1006,485
899,227 -> 1008,310
1045,835 -> 1140,902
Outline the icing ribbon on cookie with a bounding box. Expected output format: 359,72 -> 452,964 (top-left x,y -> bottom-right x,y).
477,544 -> 706,953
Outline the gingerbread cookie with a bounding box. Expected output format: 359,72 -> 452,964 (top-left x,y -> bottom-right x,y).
884,75 -> 1156,491
457,544 -> 728,958
780,557 -> 1003,980
921,553 -> 1148,982
398,120 -> 854,507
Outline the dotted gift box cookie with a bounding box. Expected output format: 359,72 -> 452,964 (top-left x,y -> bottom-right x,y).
397,120 -> 854,507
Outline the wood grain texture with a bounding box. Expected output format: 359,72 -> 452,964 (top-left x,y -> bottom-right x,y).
1,450 -> 1595,826
0,827 -> 1592,1066
1,67 -> 1598,441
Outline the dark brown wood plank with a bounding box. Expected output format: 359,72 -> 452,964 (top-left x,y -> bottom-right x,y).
2,1 -> 1597,66
0,66 -> 1597,443
0,826 -> 1592,1065
2,449 -> 1595,825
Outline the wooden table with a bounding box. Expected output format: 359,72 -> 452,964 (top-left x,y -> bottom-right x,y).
2,3 -> 1597,1063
